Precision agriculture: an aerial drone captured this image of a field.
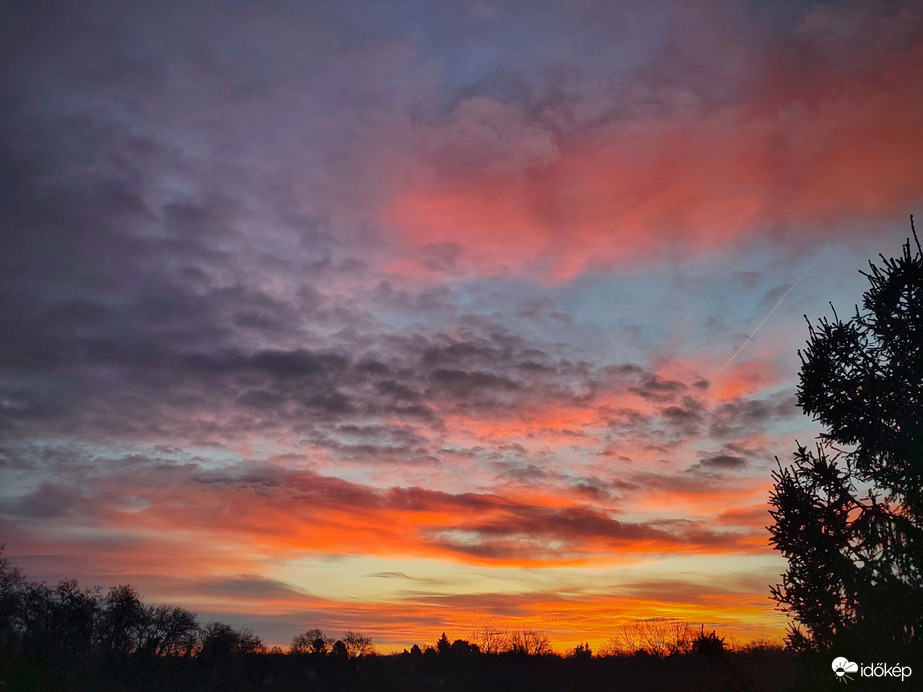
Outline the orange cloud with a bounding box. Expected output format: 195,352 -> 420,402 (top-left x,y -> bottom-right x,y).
77,464 -> 770,571
710,358 -> 780,401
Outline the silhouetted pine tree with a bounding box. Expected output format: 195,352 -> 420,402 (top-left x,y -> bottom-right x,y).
770,218 -> 923,655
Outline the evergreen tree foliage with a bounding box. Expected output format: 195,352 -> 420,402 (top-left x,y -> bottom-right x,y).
769,219 -> 923,654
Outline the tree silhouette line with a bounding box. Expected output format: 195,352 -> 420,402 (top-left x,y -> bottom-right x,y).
1,549 -> 796,691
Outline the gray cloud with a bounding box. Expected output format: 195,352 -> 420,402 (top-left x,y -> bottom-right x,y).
199,576 -> 309,600
700,454 -> 747,470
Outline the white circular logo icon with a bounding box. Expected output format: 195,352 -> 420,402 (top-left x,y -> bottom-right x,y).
832,657 -> 859,682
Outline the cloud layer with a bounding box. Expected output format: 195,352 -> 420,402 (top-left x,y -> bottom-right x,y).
2,0 -> 921,650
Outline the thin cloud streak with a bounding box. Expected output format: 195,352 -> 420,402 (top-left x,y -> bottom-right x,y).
714,244 -> 830,381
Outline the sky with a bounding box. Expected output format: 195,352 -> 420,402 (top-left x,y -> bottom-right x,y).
1,0 -> 922,653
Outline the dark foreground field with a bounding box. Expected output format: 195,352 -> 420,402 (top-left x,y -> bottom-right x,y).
3,644 -> 835,692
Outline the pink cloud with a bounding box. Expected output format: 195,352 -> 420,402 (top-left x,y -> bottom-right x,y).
385,10 -> 923,279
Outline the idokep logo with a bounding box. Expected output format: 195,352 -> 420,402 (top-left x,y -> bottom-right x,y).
832,657 -> 858,683
832,657 -> 913,683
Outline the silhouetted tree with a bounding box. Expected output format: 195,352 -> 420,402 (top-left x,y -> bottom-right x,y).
505,629 -> 552,656
570,642 -> 592,659
138,604 -> 199,657
19,579 -> 101,662
343,630 -> 375,657
691,627 -> 726,659
290,627 -> 332,655
331,639 -> 348,660
198,621 -> 264,662
436,632 -> 451,655
450,638 -> 479,657
600,618 -> 693,658
98,584 -> 145,656
0,545 -> 25,646
470,624 -> 506,654
770,219 -> 923,654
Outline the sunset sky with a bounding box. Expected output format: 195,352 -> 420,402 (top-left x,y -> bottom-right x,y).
2,0 -> 923,653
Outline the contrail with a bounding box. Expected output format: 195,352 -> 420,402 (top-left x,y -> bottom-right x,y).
713,244 -> 830,381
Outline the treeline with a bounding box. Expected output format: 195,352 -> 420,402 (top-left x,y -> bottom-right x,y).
0,550 -> 272,690
2,551 -> 803,691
